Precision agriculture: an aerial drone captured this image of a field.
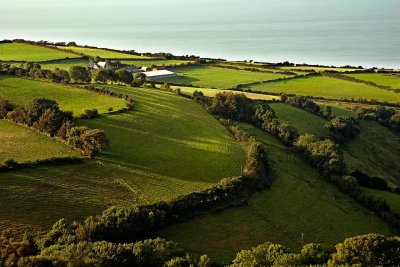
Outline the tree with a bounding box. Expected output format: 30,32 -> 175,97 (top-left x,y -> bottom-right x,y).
92,69 -> 109,83
332,234 -> 400,266
324,116 -> 360,141
52,68 -> 71,83
0,97 -> 12,118
134,72 -> 146,86
70,66 -> 91,83
67,126 -> 108,157
37,108 -> 67,136
231,242 -> 286,267
23,98 -> 60,126
115,69 -> 133,84
66,41 -> 77,47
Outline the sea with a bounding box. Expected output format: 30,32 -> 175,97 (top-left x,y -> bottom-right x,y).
1,0 -> 399,68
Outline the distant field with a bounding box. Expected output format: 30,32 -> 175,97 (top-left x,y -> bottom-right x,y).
0,75 -> 126,115
0,120 -> 80,164
248,76 -> 400,103
39,58 -> 88,70
280,66 -> 360,72
0,43 -> 79,61
159,66 -> 292,88
56,46 -> 148,59
175,86 -> 279,101
361,188 -> 400,214
160,123 -> 391,263
345,73 -> 400,90
269,103 -> 329,137
120,59 -> 195,67
0,86 -> 246,235
215,63 -> 304,74
344,120 -> 400,187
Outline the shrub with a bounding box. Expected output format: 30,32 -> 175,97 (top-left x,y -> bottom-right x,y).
80,109 -> 99,119
0,98 -> 13,118
67,126 -> 108,157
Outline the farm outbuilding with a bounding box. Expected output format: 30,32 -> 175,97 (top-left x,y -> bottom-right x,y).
143,70 -> 177,80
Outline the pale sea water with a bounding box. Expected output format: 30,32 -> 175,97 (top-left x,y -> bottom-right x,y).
1,0 -> 399,68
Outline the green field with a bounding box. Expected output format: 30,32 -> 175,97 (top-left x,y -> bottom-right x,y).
248,76 -> 400,103
345,73 -> 400,90
120,59 -> 195,67
280,66 -> 360,72
159,66 -> 291,88
0,86 -> 246,235
39,58 -> 88,70
175,86 -> 279,101
0,43 -> 79,61
0,120 -> 80,164
269,103 -> 329,137
361,188 -> 400,214
0,75 -> 126,115
56,46 -> 149,59
344,120 -> 400,187
160,123 -> 391,263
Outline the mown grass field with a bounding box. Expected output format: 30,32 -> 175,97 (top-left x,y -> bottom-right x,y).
159,66 -> 291,88
0,75 -> 126,115
174,86 -> 279,101
160,123 -> 391,263
0,120 -> 80,164
269,103 -> 329,137
344,120 -> 400,187
345,73 -> 400,90
120,59 -> 195,67
248,76 -> 400,103
0,43 -> 79,61
279,66 -> 360,72
0,86 -> 246,235
39,58 -> 88,70
56,46 -> 149,59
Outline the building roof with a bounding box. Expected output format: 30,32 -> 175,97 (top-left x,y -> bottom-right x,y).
143,70 -> 176,78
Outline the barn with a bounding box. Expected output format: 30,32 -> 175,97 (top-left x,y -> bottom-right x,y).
143,70 -> 177,80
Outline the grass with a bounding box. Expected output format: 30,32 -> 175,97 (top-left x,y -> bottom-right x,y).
279,66 -> 360,72
345,73 -> 400,90
0,86 -> 247,235
120,59 -> 195,67
344,120 -> 400,187
0,120 -> 80,164
269,103 -> 329,137
361,188 -> 400,214
158,66 -> 292,88
159,123 -> 392,263
174,86 -> 279,101
0,75 -> 126,115
39,58 -> 88,70
56,46 -> 149,59
248,76 -> 400,103
0,43 -> 79,61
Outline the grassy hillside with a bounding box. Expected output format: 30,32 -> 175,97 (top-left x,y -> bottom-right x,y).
344,120 -> 400,187
175,86 -> 279,101
39,58 -> 88,70
0,43 -> 79,61
345,73 -> 400,90
279,66 -> 359,72
0,120 -> 80,163
0,86 -> 246,235
56,46 -> 148,59
0,75 -> 126,115
120,59 -> 195,67
160,124 -> 391,263
269,103 -> 329,137
248,76 -> 400,103
159,66 -> 291,88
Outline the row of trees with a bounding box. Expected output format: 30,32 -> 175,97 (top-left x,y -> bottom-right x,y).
282,95 -> 332,119
0,63 -> 147,86
358,105 -> 400,132
1,98 -> 108,157
2,230 -> 399,266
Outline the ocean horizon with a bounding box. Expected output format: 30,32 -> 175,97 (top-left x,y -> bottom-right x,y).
1,0 -> 399,68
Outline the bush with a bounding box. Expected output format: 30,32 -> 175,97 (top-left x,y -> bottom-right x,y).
80,109 -> 99,119
0,98 -> 13,118
67,126 -> 108,157
324,116 -> 360,141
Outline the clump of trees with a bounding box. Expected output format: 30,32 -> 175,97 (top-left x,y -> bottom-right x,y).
294,134 -> 344,174
70,66 -> 91,83
324,116 -> 360,142
281,95 -> 333,119
2,98 -> 108,157
0,98 -> 13,118
358,105 -> 400,133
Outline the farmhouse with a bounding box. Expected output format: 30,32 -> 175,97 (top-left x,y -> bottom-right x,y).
88,60 -> 116,70
143,70 -> 177,80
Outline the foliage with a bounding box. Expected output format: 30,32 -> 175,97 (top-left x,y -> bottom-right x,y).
324,116 -> 360,142
70,66 -> 91,83
0,97 -> 12,118
67,126 -> 108,157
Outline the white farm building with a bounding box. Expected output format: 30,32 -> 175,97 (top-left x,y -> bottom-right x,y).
143,70 -> 177,81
